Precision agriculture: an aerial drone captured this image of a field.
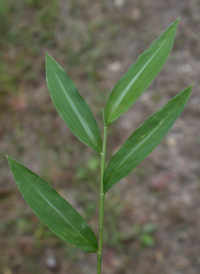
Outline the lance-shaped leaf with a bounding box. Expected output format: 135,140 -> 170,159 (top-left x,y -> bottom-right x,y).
105,18 -> 180,126
7,156 -> 98,253
46,53 -> 102,153
104,85 -> 193,192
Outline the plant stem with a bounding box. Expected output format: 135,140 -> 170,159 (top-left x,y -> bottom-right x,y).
97,111 -> 107,274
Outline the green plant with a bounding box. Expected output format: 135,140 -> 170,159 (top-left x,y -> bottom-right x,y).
133,223 -> 156,247
7,18 -> 193,273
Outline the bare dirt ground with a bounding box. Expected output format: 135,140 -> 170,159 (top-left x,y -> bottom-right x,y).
0,1 -> 200,273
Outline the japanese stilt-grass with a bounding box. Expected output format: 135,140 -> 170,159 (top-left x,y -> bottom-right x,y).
7,18 -> 193,274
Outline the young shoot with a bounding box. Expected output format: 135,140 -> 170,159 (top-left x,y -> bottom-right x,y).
7,18 -> 193,274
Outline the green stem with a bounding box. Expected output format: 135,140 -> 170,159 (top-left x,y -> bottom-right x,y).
97,111 -> 107,274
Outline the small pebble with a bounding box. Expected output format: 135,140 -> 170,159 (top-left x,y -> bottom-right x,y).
114,0 -> 125,8
107,61 -> 122,72
45,248 -> 57,269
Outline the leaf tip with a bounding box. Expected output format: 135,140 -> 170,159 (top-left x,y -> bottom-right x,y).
185,84 -> 194,94
45,51 -> 50,57
45,52 -> 51,62
169,18 -> 179,32
5,155 -> 15,169
173,17 -> 180,26
45,52 -> 55,65
5,155 -> 11,162
5,155 -> 18,168
45,53 -> 51,70
169,17 -> 180,32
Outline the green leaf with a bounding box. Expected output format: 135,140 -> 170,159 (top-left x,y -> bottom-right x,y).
46,53 -> 102,153
7,156 -> 98,253
104,85 -> 193,192
105,18 -> 180,126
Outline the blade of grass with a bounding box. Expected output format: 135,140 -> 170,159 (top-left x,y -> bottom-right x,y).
105,18 -> 180,125
46,53 -> 102,153
7,156 -> 98,253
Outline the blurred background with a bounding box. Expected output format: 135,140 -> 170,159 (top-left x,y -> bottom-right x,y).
0,0 -> 200,273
